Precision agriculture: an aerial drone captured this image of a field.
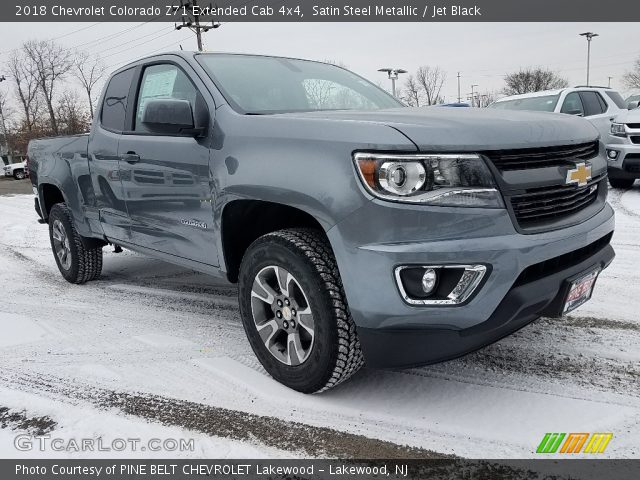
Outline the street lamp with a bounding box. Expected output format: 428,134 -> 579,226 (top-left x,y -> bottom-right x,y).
378,68 -> 407,98
579,32 -> 599,86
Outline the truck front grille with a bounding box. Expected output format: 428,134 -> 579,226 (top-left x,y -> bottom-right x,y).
510,174 -> 604,227
484,141 -> 598,171
630,136 -> 640,145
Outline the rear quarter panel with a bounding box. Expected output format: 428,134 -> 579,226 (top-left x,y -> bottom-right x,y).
28,134 -> 94,237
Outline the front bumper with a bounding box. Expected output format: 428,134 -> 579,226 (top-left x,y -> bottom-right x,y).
358,238 -> 613,368
327,199 -> 615,368
606,139 -> 640,178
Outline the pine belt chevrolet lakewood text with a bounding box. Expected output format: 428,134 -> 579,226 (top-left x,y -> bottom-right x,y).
28,52 -> 615,393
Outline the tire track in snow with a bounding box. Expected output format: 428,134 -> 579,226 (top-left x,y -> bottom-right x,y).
0,370 -> 446,459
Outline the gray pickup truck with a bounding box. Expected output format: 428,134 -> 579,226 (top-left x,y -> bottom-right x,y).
28,52 -> 615,393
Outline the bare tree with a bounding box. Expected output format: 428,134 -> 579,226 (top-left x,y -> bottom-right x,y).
403,75 -> 422,107
623,57 -> 640,90
0,90 -> 12,157
503,68 -> 568,95
7,51 -> 40,132
56,90 -> 90,135
415,66 -> 446,105
23,40 -> 73,135
73,51 -> 106,118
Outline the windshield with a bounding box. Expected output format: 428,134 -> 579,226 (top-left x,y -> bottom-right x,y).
489,94 -> 560,112
196,54 -> 403,114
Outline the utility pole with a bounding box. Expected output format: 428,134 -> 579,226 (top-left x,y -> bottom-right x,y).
378,68 -> 407,98
470,84 -> 478,107
608,76 -> 613,88
579,32 -> 599,87
457,72 -> 461,103
175,0 -> 220,51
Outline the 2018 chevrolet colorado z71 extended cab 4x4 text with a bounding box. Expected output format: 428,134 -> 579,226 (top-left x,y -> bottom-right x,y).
28,52 -> 615,392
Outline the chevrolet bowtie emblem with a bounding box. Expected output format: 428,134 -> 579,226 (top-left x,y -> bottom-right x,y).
566,163 -> 592,187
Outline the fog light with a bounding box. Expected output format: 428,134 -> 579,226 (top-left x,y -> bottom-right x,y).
607,150 -> 619,160
421,268 -> 437,294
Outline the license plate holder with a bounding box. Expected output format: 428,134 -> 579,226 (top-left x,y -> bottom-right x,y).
562,267 -> 601,315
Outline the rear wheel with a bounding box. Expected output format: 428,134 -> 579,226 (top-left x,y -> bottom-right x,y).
238,228 -> 364,393
609,177 -> 635,189
48,203 -> 103,284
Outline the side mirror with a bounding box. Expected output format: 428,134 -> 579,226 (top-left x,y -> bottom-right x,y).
627,100 -> 640,110
141,99 -> 203,136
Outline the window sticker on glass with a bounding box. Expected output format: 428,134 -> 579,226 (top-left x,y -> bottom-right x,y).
137,68 -> 178,123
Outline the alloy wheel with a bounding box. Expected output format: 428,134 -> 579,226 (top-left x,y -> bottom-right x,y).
250,265 -> 315,366
51,219 -> 72,270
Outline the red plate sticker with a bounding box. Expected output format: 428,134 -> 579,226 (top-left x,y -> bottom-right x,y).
563,268 -> 600,315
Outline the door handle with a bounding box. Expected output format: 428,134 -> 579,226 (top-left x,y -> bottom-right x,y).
122,152 -> 140,163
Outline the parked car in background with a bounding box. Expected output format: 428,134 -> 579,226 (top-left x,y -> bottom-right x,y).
489,87 -> 628,140
3,161 -> 27,180
606,107 -> 640,189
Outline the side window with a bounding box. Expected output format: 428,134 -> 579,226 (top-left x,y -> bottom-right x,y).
560,92 -> 584,116
580,92 -> 606,116
101,68 -> 135,132
596,92 -> 608,112
135,64 -> 197,132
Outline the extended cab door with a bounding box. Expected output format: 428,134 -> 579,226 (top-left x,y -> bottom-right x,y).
89,67 -> 137,242
117,59 -> 218,267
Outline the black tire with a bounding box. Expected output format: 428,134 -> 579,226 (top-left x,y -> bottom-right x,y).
609,177 -> 635,189
48,203 -> 103,284
13,169 -> 25,180
238,228 -> 364,393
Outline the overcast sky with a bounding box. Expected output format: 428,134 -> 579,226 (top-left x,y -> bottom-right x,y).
1,22 -> 639,102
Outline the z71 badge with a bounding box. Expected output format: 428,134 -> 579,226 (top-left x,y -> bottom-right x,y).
180,219 -> 208,229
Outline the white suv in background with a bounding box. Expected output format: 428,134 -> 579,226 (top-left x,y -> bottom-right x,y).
606,107 -> 640,189
489,87 -> 628,140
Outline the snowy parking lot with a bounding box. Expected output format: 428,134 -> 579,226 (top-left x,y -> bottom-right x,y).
0,189 -> 639,459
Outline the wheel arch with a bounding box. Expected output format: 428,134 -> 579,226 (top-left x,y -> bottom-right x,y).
221,199 -> 328,283
39,182 -> 67,221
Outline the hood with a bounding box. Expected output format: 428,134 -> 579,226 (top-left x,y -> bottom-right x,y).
280,107 -> 600,151
613,108 -> 640,124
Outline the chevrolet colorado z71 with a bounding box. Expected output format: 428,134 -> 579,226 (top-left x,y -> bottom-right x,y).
607,106 -> 640,189
28,52 -> 615,393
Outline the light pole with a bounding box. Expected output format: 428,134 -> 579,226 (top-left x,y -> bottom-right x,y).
579,32 -> 599,86
378,68 -> 407,98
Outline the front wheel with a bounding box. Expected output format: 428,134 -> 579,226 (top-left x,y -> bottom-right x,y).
48,203 -> 103,284
13,169 -> 25,180
238,228 -> 364,393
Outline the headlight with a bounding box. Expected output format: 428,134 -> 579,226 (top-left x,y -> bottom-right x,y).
611,123 -> 627,137
354,153 -> 504,208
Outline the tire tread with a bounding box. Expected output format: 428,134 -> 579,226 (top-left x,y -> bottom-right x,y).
249,228 -> 364,392
49,203 -> 103,284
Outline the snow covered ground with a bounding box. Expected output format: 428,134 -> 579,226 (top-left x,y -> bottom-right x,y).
0,189 -> 639,459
